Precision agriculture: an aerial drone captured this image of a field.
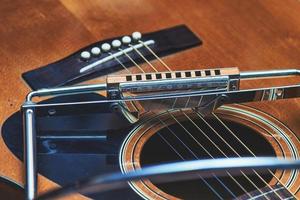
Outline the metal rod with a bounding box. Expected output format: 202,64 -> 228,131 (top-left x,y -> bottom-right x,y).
26,83 -> 107,101
21,84 -> 300,110
240,69 -> 300,79
23,106 -> 37,200
26,69 -> 300,101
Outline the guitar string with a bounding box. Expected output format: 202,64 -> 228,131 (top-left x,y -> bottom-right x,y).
139,40 -> 294,198
171,109 -> 294,200
180,110 -> 265,194
171,109 -> 269,199
125,42 -> 249,198
115,43 -> 226,198
127,40 -> 259,199
155,130 -> 224,199
114,41 -> 239,198
193,110 -> 286,200
163,111 -> 249,199
117,47 -> 146,73
143,45 -> 293,200
128,43 -> 158,72
108,52 -> 132,73
115,38 -> 291,199
130,40 -> 280,199
137,39 -> 287,199
110,47 -> 144,114
136,40 -> 267,198
156,117 -> 236,199
137,41 -> 172,72
139,113 -> 294,200
211,112 -> 297,198
143,112 -> 292,200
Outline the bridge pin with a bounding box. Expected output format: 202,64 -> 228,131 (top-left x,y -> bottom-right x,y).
112,40 -> 122,48
122,36 -> 131,44
91,47 -> 101,56
132,32 -> 142,40
101,43 -> 111,52
80,51 -> 91,60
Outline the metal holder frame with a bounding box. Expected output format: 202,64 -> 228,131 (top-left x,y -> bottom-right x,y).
22,69 -> 300,199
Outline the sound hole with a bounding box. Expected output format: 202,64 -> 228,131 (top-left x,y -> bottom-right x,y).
140,116 -> 276,199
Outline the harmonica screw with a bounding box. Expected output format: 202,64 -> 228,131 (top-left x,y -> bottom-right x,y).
219,94 -> 228,103
48,109 -> 56,115
110,102 -> 120,112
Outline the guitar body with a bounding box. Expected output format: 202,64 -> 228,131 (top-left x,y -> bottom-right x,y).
1,0 -> 300,199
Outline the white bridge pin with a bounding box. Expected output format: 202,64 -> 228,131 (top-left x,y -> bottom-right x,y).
80,51 -> 91,60
101,43 -> 111,52
112,40 -> 122,48
91,47 -> 101,56
132,31 -> 142,40
122,36 -> 131,44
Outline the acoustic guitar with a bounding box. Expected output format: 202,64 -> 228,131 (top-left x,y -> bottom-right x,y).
1,1 -> 300,200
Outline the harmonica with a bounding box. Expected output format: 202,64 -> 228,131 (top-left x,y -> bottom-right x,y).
106,68 -> 240,99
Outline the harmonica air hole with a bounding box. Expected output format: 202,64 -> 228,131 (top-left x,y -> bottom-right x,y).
156,73 -> 162,79
185,71 -> 191,77
166,73 -> 172,78
205,70 -> 211,76
126,76 -> 132,81
146,74 -> 152,80
215,69 -> 221,75
176,72 -> 182,78
136,75 -> 142,80
195,71 -> 201,76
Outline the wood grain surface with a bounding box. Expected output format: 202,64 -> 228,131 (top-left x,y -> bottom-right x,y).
1,0 -> 300,198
